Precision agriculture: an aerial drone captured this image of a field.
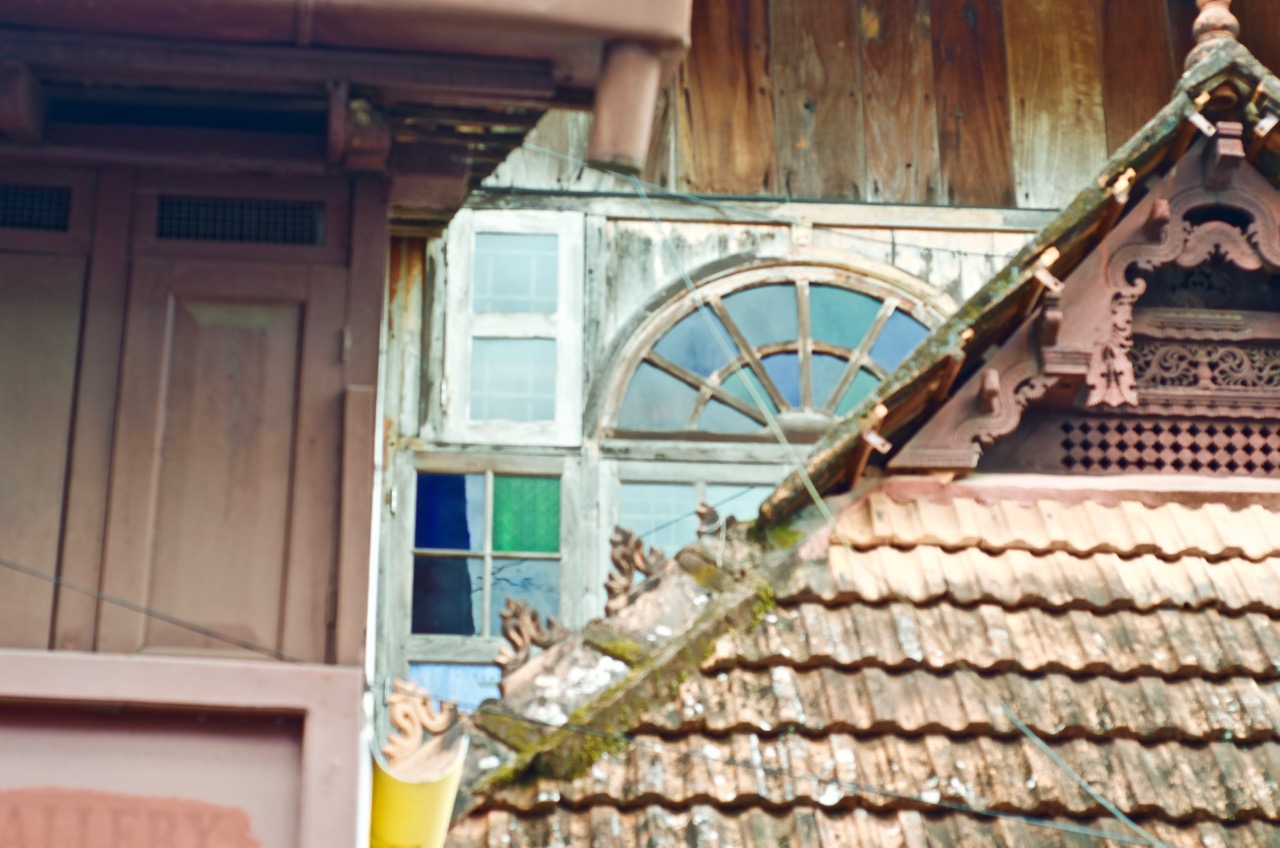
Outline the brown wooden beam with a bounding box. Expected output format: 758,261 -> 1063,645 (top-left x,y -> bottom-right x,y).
0,62 -> 44,144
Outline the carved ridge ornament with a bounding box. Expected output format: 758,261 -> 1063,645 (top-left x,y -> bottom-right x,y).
381,679 -> 459,768
495,598 -> 568,676
604,526 -> 669,616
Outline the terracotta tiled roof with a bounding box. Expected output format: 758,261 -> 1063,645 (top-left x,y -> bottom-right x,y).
453,484 -> 1280,846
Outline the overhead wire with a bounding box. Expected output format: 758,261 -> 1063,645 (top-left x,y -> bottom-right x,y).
0,554 -> 300,662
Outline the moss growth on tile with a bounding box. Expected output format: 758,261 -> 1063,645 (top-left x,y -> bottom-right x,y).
584,632 -> 649,666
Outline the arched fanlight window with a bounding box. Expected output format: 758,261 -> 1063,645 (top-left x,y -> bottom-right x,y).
604,262 -> 945,440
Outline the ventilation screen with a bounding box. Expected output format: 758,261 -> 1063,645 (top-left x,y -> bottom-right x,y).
0,184 -> 72,231
156,195 -> 325,245
1059,418 -> 1279,474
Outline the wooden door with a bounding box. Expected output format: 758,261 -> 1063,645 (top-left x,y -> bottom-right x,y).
97,257 -> 345,662
0,253 -> 87,648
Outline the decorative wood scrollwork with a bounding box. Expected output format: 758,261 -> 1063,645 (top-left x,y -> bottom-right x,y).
604,527 -> 668,616
1132,341 -> 1280,390
381,679 -> 458,769
495,598 -> 567,676
695,501 -> 737,538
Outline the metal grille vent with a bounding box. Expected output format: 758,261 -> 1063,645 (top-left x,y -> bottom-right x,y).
0,184 -> 71,231
156,195 -> 324,245
1059,418 -> 1280,474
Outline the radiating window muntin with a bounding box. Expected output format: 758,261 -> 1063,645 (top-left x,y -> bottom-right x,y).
613,275 -> 934,437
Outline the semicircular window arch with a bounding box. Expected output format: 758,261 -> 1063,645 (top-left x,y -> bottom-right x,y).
608,268 -> 942,440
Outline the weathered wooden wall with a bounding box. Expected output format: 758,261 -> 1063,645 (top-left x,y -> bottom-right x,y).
487,0 -> 1280,209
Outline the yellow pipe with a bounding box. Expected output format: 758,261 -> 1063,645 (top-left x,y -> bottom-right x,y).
369,733 -> 468,848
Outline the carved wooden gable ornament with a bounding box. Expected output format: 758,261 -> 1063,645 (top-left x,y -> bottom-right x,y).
893,122 -> 1280,476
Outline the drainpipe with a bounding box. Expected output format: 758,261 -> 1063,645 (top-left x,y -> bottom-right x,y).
369,724 -> 468,848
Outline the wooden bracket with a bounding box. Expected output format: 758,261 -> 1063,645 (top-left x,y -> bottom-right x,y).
1038,289 -> 1063,349
1205,121 -> 1245,190
1096,168 -> 1136,238
0,62 -> 44,144
327,81 -> 391,172
1248,113 -> 1279,162
977,368 -> 1001,414
1145,197 -> 1172,241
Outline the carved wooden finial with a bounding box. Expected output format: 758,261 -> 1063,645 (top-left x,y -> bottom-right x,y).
494,598 -> 567,676
381,679 -> 459,769
1186,0 -> 1240,69
604,527 -> 667,616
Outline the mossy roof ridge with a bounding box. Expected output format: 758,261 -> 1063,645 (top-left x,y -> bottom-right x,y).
757,38 -> 1280,529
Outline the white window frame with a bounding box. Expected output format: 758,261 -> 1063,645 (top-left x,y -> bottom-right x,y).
441,209 -> 584,447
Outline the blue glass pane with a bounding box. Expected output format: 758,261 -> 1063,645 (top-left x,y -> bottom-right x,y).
472,233 -> 558,313
705,484 -> 774,524
811,353 -> 851,408
409,662 -> 502,712
869,310 -> 930,370
619,483 -> 698,554
412,556 -> 482,635
490,559 -> 560,637
652,308 -> 737,377
618,362 -> 699,430
720,366 -> 778,412
723,285 -> 798,347
470,337 -> 556,421
415,473 -> 484,550
761,352 -> 801,408
810,286 -> 882,350
836,369 -> 882,415
699,399 -> 761,434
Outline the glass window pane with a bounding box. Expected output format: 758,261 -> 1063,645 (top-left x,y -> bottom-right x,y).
810,286 -> 881,350
409,662 -> 502,713
699,399 -> 761,434
705,484 -> 774,524
836,369 -> 882,415
723,285 -> 798,347
720,367 -> 778,412
490,558 -> 560,636
493,476 -> 560,553
811,353 -> 851,409
472,232 -> 558,313
617,362 -> 699,430
761,352 -> 801,408
469,337 -> 556,421
652,307 -> 738,377
415,473 -> 484,550
868,310 -> 930,370
619,482 -> 698,553
412,556 -> 483,635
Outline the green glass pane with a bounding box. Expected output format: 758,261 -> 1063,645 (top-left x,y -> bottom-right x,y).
810,286 -> 881,350
811,353 -> 851,409
493,476 -> 560,552
699,399 -> 761,434
722,285 -> 798,347
836,369 -> 882,416
720,367 -> 778,412
618,362 -> 699,430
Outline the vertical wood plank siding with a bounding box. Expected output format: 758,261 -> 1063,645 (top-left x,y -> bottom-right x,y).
1096,0 -> 1178,154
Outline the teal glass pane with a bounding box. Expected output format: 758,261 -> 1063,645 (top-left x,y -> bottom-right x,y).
869,310 -> 930,370
490,558 -> 560,636
723,285 -> 798,347
493,476 -> 560,552
652,307 -> 738,377
472,232 -> 558,313
811,353 -> 851,408
409,662 -> 502,712
412,556 -> 482,636
761,352 -> 801,408
618,362 -> 699,430
619,482 -> 698,554
469,337 -> 556,421
699,399 -> 761,434
721,366 -> 778,412
836,369 -> 881,415
810,286 -> 881,350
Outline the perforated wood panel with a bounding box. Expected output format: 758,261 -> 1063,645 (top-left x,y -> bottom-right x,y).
155,195 -> 324,245
0,184 -> 71,232
1058,417 -> 1280,475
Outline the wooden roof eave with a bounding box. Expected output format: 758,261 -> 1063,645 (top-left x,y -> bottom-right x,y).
756,39 -> 1277,530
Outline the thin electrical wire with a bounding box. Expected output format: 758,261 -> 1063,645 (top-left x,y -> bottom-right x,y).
621,175 -> 1165,848
472,703 -> 1155,846
518,142 -> 1031,263
0,554 -> 300,663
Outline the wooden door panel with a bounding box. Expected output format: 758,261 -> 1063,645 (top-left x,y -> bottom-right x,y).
99,258 -> 344,662
0,253 -> 86,648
